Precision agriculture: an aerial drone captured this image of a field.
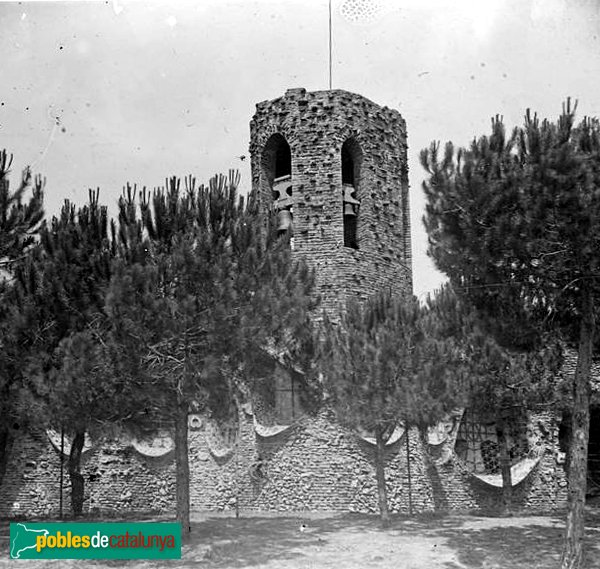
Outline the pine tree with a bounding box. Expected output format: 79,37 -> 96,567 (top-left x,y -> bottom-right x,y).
464,325 -> 562,512
319,289 -> 466,527
421,101 -> 600,568
428,284 -> 564,513
0,149 -> 44,490
0,150 -> 44,265
106,172 -> 317,538
12,190 -> 122,515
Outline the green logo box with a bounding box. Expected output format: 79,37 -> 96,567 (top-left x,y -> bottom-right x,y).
9,522 -> 182,559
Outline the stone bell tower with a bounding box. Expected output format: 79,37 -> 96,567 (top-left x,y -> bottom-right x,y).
249,88 -> 412,314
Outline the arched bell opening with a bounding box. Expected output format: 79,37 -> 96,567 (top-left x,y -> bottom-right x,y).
261,133 -> 293,237
341,137 -> 362,249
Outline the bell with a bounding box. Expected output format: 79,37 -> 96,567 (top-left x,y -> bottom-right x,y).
343,185 -> 360,217
277,209 -> 293,232
343,202 -> 357,217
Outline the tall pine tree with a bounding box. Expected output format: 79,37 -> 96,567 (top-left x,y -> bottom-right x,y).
107,172 -> 317,537
429,284 -> 563,513
0,149 -> 44,490
421,101 -> 600,568
13,190 -> 120,515
319,288 -> 466,527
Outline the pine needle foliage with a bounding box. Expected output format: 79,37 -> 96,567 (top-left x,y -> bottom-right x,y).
9,190 -> 122,515
421,100 -> 600,568
319,287 -> 467,526
106,171 -> 317,536
0,150 -> 44,491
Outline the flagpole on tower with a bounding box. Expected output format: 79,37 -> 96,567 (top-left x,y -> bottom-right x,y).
329,0 -> 333,89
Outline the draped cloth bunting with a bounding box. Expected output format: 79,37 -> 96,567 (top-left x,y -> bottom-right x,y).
460,454 -> 542,488
451,408 -> 543,487
130,430 -> 174,457
48,428 -> 176,458
357,424 -> 405,446
253,419 -> 293,438
243,400 -> 294,438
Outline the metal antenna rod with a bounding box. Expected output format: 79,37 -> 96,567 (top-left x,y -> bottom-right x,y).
329,0 -> 333,89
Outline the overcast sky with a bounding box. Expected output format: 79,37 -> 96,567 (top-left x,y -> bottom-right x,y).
1,0 -> 600,298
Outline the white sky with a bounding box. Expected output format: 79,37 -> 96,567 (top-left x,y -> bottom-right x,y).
1,0 -> 600,298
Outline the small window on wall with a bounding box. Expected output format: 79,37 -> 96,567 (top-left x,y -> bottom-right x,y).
341,138 -> 362,249
262,134 -> 293,237
274,366 -> 303,425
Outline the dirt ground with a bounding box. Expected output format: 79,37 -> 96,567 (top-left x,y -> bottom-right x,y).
2,509 -> 600,569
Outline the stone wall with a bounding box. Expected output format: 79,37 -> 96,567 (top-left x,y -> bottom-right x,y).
0,407 -> 568,518
0,430 -> 65,517
189,405 -> 435,514
424,412 -> 568,513
188,405 -> 566,515
0,430 -> 175,518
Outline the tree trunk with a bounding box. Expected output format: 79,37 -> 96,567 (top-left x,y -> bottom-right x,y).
405,425 -> 413,515
0,425 -> 14,490
68,431 -> 85,517
175,396 -> 191,540
561,289 -> 594,569
496,416 -> 513,514
374,426 -> 390,528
